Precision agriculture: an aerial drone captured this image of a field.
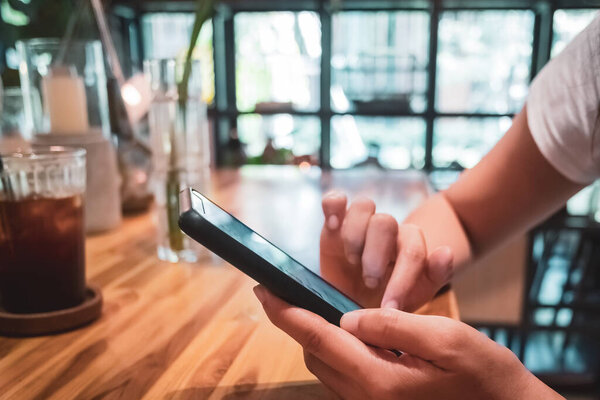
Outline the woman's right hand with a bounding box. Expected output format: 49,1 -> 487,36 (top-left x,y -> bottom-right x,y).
255,286 -> 563,400
320,191 -> 454,311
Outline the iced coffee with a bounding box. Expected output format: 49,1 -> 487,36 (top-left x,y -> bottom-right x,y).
0,147 -> 86,313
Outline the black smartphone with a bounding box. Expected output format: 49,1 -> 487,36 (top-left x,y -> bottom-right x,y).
178,188 -> 362,325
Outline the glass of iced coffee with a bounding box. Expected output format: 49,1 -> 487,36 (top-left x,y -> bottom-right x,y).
0,146 -> 86,313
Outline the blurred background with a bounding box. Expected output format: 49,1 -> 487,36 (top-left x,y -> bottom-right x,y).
2,0 -> 596,174
1,0 -> 599,397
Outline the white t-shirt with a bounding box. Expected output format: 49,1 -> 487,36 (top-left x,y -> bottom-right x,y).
527,13 -> 600,184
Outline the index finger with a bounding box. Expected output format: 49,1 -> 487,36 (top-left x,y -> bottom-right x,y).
253,285 -> 378,380
381,224 -> 427,310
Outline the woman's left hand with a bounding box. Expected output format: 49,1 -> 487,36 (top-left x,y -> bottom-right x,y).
253,286 -> 562,400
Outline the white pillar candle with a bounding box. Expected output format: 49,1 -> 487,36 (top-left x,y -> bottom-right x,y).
42,66 -> 89,134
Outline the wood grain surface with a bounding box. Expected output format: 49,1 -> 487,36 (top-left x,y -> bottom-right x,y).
0,166 -> 458,400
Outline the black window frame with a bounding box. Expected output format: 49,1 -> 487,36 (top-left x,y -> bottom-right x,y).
111,0 -> 600,170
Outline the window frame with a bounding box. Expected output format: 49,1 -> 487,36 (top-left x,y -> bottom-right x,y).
112,0 -> 600,169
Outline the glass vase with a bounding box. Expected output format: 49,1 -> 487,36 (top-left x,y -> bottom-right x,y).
145,59 -> 210,263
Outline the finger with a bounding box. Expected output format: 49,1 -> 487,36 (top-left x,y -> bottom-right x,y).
253,285 -> 376,380
303,351 -> 366,400
341,308 -> 467,368
361,213 -> 398,289
340,197 -> 375,265
426,246 -> 454,285
382,246 -> 454,313
381,224 -> 427,310
322,191 -> 347,231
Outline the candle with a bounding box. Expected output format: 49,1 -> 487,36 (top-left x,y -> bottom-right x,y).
42,66 -> 89,134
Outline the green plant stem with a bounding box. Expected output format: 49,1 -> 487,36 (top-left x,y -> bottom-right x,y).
166,0 -> 215,253
178,0 -> 215,108
165,102 -> 185,252
166,169 -> 184,251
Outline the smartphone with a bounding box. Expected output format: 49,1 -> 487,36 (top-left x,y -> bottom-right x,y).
178,188 -> 362,325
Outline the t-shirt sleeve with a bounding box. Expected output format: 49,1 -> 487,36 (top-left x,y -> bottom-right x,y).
527,13 -> 600,184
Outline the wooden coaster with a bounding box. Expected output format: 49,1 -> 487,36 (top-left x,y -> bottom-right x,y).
0,285 -> 103,337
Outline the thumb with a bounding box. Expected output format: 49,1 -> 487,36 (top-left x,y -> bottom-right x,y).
322,191 -> 347,231
340,308 -> 456,364
381,245 -> 454,312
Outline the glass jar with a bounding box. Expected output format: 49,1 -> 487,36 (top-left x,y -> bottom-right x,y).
145,59 -> 210,262
0,146 -> 87,313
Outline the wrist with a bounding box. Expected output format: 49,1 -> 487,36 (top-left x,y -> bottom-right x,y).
519,373 -> 564,400
506,355 -> 564,400
404,193 -> 473,270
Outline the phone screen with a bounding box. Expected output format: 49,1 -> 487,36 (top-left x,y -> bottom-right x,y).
190,190 -> 361,314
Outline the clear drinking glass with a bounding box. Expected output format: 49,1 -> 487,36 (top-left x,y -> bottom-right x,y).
145,59 -> 210,263
17,38 -> 111,137
0,146 -> 86,313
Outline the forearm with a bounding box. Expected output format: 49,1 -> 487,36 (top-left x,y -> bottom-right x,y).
405,108 -> 583,273
443,108 -> 583,257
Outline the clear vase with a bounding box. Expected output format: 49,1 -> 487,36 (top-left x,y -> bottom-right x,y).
145,59 -> 210,263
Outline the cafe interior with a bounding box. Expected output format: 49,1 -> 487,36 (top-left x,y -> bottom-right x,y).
0,0 -> 599,398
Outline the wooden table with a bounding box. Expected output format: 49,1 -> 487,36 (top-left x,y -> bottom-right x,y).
0,166 -> 458,400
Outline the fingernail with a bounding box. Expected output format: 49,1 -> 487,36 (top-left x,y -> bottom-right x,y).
438,246 -> 453,266
340,312 -> 359,332
382,300 -> 399,309
327,215 -> 339,230
325,190 -> 343,198
363,276 -> 379,289
432,246 -> 454,282
347,254 -> 360,265
253,286 -> 266,304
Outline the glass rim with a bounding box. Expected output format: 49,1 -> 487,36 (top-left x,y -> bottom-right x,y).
143,58 -> 203,66
2,87 -> 22,95
0,146 -> 86,161
16,38 -> 102,50
16,38 -> 61,47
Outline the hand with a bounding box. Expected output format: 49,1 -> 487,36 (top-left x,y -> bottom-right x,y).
254,286 -> 562,400
321,191 -> 454,311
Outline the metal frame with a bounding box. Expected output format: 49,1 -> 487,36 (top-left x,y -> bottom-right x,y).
469,216 -> 600,392
111,0 -> 599,169
424,0 -> 440,170
319,3 -> 333,169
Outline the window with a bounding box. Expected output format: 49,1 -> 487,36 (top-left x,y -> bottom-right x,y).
331,116 -> 426,169
331,11 -> 429,113
141,13 -> 214,105
436,11 -> 534,114
433,117 -> 512,168
237,114 -> 320,164
552,9 -> 598,57
128,2 -> 596,170
432,10 -> 534,170
234,12 -> 321,113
